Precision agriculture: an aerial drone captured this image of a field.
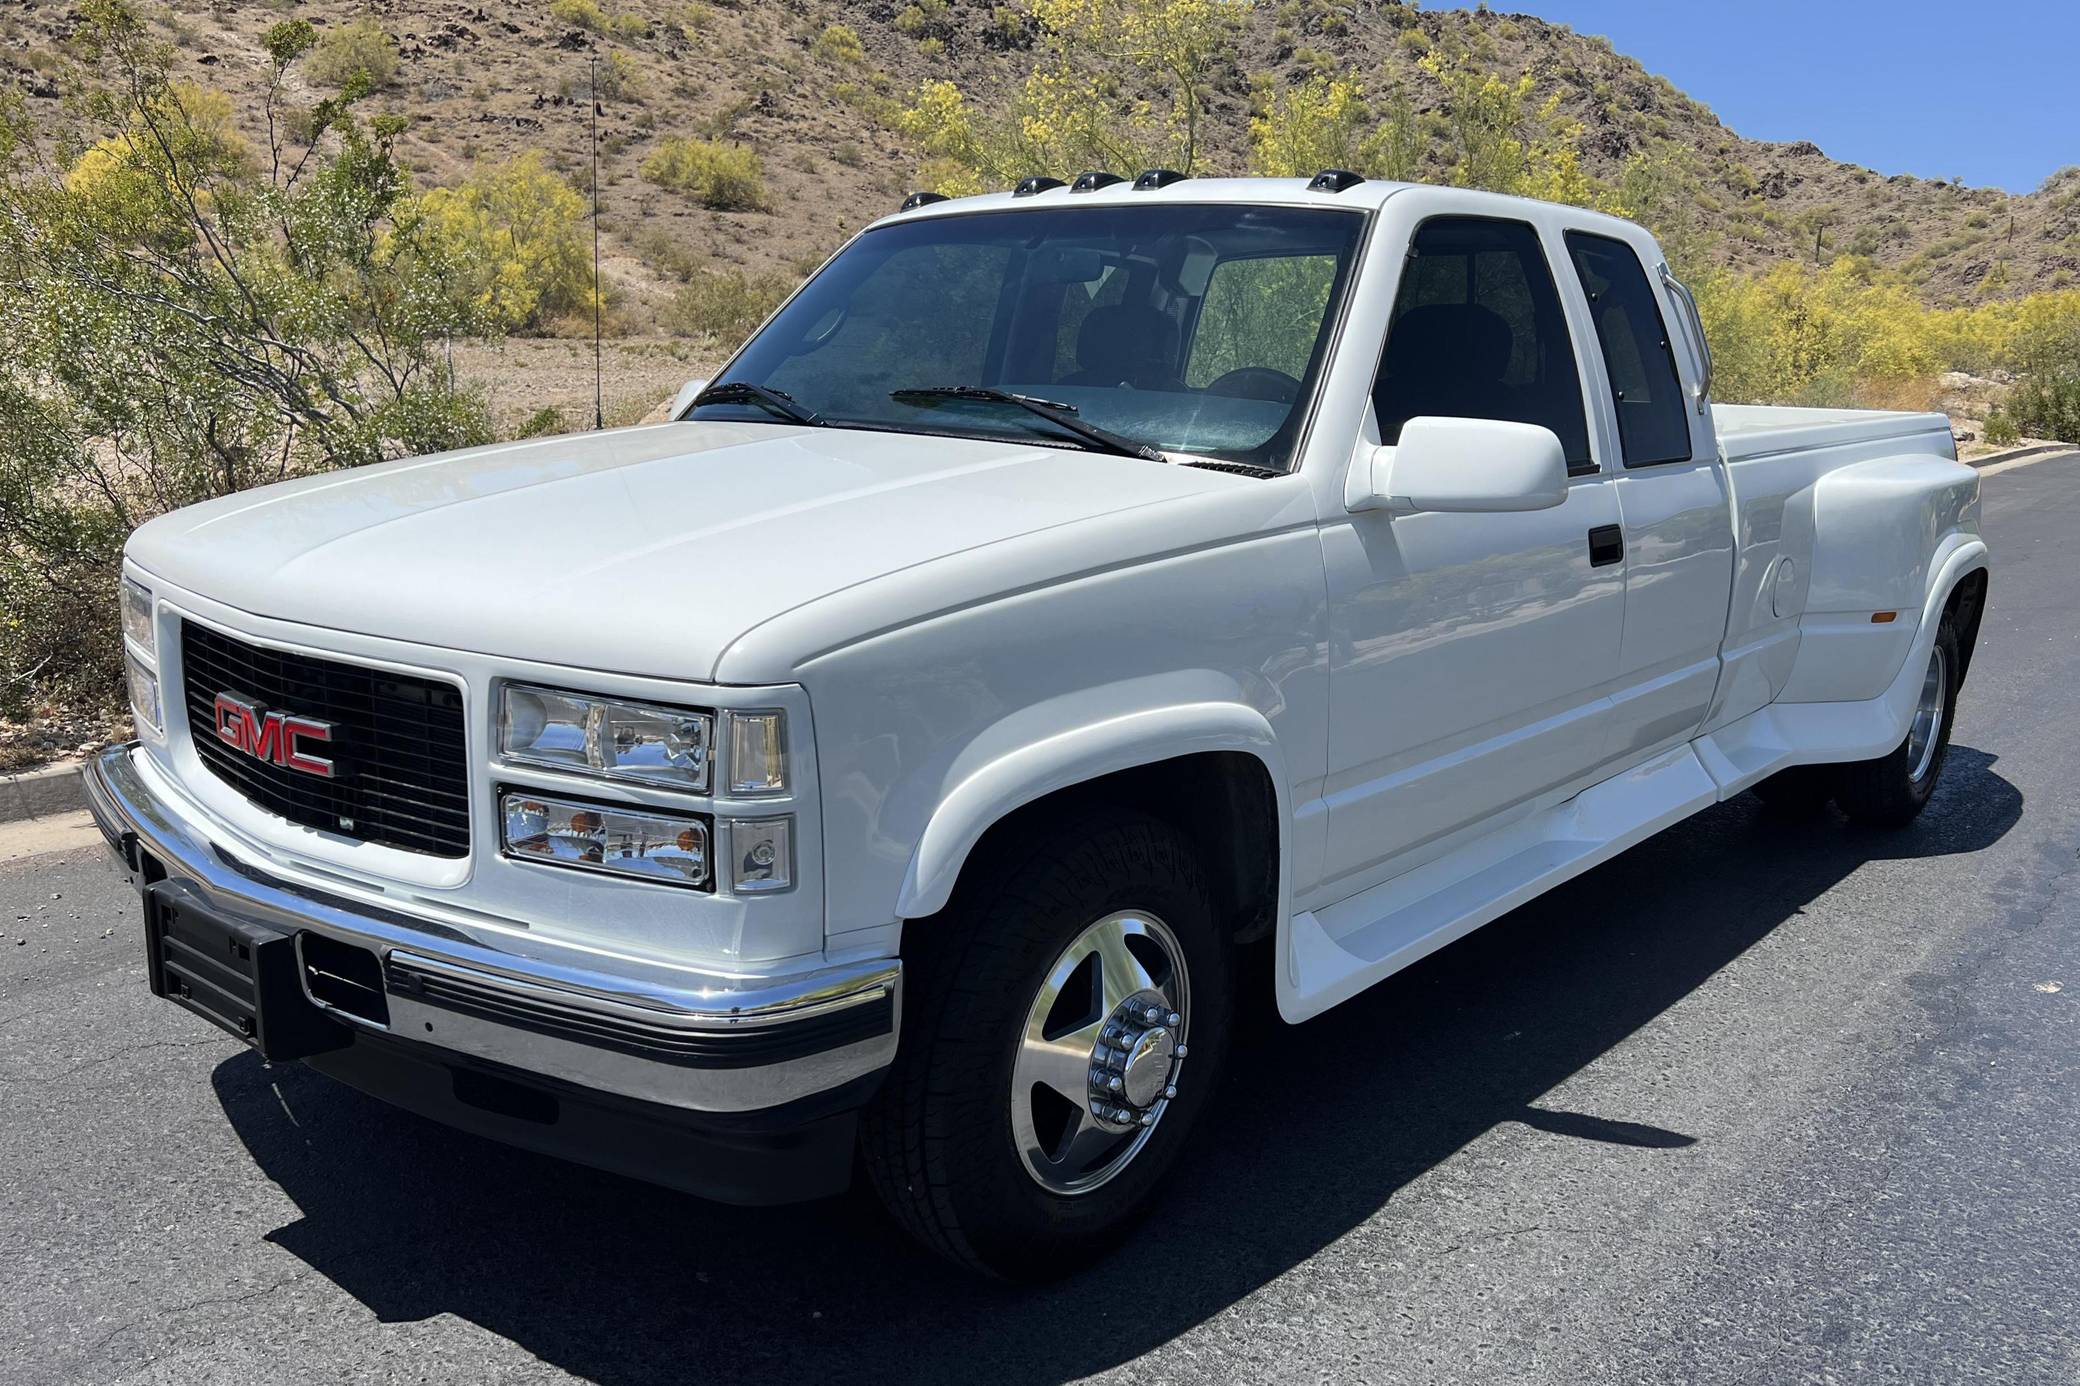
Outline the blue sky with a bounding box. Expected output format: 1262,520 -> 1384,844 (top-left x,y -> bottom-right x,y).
1441,1 -> 2079,194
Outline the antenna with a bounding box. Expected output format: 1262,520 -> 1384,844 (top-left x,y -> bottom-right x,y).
590,54 -> 604,431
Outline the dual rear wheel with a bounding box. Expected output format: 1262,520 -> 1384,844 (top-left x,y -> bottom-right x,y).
1755,615 -> 1962,826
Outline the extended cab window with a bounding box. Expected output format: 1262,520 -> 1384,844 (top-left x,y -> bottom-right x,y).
1564,232 -> 1693,467
1372,217 -> 1593,472
697,204 -> 1365,471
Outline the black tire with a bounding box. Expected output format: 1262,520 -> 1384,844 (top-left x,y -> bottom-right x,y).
1751,764 -> 1835,817
860,810 -> 1233,1280
1832,617 -> 1961,827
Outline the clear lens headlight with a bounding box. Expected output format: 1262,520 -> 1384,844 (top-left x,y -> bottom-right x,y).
727,816 -> 793,893
120,577 -> 154,657
499,684 -> 712,792
727,711 -> 788,795
500,790 -> 711,888
125,649 -> 162,732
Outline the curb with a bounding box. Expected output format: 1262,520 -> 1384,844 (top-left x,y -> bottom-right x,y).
1965,442 -> 2071,469
0,758 -> 87,826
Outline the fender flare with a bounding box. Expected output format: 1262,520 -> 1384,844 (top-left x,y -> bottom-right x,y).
1766,534 -> 1988,764
1910,533 -> 1990,686
894,701 -> 1293,921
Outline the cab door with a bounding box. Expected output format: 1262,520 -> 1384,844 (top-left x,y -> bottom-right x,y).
1557,230 -> 1735,766
1318,215 -> 1627,893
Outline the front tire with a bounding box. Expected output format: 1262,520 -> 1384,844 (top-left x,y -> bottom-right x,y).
860,811 -> 1232,1279
1832,618 -> 1961,827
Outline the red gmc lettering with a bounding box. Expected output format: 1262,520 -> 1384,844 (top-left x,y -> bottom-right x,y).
213,693 -> 336,778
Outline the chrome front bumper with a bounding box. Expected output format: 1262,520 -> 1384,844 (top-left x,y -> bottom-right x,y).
85,744 -> 900,1116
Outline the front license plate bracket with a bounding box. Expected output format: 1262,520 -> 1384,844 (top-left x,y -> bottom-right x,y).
143,881 -> 350,1061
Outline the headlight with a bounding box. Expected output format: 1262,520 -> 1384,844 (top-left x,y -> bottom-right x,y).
500,790 -> 711,888
726,710 -> 788,795
125,650 -> 162,732
121,577 -> 154,657
499,684 -> 712,792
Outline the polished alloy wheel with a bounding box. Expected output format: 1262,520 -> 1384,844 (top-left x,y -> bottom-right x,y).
1907,643 -> 1949,783
1009,910 -> 1190,1195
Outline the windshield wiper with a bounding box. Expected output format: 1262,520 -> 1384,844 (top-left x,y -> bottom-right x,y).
692,380 -> 824,426
889,385 -> 1165,462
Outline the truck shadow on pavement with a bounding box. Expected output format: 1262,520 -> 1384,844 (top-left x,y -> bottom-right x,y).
211,746 -> 2021,1386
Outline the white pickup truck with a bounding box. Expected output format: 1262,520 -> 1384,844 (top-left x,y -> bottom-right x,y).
87,173 -> 1988,1279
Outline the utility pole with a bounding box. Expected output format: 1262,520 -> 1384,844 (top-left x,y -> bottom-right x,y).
591,55 -> 604,431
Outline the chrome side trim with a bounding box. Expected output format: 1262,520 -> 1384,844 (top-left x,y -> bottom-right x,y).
385,949 -> 892,1033
86,744 -> 900,1113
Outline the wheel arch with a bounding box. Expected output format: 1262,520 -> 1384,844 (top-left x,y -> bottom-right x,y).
1943,564 -> 1989,687
895,706 -> 1289,948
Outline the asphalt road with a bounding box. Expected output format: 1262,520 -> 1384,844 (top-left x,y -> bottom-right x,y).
5,453 -> 2078,1386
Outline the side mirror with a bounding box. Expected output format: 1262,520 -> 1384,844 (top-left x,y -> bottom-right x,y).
668,377 -> 710,420
1356,416 -> 1569,514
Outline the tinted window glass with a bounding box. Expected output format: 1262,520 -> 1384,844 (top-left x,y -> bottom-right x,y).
1565,232 -> 1692,467
1373,217 -> 1592,470
694,204 -> 1365,471
1185,254 -> 1339,387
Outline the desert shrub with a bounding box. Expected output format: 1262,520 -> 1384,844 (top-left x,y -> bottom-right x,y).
813,23 -> 865,64
897,0 -> 1237,183
641,136 -> 768,210
663,263 -> 793,346
304,18 -> 399,90
1250,74 -> 1356,175
1248,74 -> 1421,181
550,0 -> 607,31
592,48 -> 642,102
676,3 -> 711,37
2005,371 -> 2080,442
0,5 -> 494,716
516,406 -> 568,437
420,152 -> 593,330
1982,404 -> 2020,447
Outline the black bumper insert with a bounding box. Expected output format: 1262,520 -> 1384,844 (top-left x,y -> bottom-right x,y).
144,880 -> 349,1062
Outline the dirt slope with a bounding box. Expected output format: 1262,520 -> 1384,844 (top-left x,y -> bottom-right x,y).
4,0 -> 2073,316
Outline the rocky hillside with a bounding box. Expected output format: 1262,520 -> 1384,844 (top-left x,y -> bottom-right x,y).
4,0 -> 2075,320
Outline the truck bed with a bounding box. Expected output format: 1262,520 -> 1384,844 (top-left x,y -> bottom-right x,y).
1711,403 -> 1956,464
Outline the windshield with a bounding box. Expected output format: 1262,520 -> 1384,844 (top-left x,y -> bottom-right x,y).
689,203 -> 1368,470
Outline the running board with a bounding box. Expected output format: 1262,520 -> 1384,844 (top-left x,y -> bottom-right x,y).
1279,745 -> 1719,1022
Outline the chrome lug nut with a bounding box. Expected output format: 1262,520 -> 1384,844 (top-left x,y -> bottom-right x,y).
1166,1011 -> 1181,1026
1108,1075 -> 1123,1091
1144,1006 -> 1162,1024
1163,1085 -> 1178,1100
1173,1044 -> 1188,1058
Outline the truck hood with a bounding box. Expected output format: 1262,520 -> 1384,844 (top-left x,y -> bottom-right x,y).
127,422 -> 1226,683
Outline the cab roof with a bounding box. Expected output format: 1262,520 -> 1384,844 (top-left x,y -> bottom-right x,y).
869,174 -> 1652,250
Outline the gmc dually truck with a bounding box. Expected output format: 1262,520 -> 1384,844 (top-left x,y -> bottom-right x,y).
87,173 -> 1988,1279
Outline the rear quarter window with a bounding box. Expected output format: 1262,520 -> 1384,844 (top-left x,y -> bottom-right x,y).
1564,232 -> 1693,467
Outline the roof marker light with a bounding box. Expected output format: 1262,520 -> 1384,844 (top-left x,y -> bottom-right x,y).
1014,175 -> 1067,197
899,191 -> 949,212
1070,170 -> 1125,193
1132,168 -> 1187,191
1307,168 -> 1366,193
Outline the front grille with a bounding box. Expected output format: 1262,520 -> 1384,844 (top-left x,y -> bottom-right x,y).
180,620 -> 471,857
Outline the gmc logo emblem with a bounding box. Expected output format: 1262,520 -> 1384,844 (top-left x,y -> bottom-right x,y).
213,693 -> 338,779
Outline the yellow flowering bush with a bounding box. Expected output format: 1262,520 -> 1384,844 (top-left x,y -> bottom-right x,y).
419,153 -> 593,331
